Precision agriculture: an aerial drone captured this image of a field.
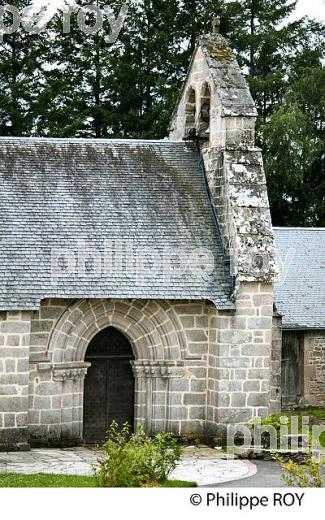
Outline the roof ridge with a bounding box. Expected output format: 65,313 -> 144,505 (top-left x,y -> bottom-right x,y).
274,227 -> 325,231
0,137 -> 188,145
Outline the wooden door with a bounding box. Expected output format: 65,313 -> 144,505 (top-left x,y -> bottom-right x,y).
83,327 -> 135,443
281,332 -> 302,407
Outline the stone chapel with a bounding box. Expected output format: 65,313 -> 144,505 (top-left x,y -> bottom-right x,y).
0,28 -> 323,451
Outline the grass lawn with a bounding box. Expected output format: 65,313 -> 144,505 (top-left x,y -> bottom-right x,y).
284,408 -> 325,420
0,473 -> 196,488
159,480 -> 197,488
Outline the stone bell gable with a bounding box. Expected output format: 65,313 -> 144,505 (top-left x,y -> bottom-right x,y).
169,29 -> 279,439
169,31 -> 278,285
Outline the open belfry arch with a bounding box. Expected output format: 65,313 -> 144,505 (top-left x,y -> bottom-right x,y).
198,82 -> 211,137
184,87 -> 196,138
0,24 -> 279,450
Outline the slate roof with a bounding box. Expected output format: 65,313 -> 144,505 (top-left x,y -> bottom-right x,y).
274,228 -> 325,330
0,137 -> 234,311
199,34 -> 257,117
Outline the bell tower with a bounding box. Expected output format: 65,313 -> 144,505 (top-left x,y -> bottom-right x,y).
169,22 -> 279,440
169,21 -> 277,286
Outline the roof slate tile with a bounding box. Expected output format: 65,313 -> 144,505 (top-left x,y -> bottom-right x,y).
274,228 -> 325,329
0,138 -> 234,311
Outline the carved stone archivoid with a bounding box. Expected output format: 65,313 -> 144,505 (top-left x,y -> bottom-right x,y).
131,360 -> 185,379
51,362 -> 91,382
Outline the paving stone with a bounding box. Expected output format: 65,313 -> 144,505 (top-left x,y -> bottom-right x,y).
0,447 -> 256,486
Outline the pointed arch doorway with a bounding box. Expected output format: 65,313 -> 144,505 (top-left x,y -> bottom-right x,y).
83,327 -> 135,443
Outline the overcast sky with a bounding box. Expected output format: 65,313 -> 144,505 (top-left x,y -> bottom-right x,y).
293,0 -> 325,21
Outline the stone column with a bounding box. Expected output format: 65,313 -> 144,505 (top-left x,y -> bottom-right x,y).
131,361 -> 184,434
0,311 -> 31,451
52,363 -> 90,444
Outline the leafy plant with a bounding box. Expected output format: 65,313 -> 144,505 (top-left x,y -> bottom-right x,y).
252,413 -> 287,448
93,421 -> 181,488
254,413 -> 285,430
274,454 -> 325,488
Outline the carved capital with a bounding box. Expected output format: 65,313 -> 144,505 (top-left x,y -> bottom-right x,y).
52,362 -> 91,382
131,360 -> 184,379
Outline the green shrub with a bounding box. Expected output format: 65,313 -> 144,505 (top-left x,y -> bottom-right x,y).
252,413 -> 286,448
274,454 -> 324,488
252,413 -> 316,449
94,422 -> 181,488
255,413 -> 284,430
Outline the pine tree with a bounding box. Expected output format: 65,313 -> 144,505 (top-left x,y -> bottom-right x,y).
220,0 -> 317,129
35,0 -> 182,138
0,0 -> 48,135
263,66 -> 325,226
100,0 -> 181,138
35,0 -> 118,137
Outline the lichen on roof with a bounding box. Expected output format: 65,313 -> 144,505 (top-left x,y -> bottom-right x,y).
0,138 -> 234,311
199,33 -> 233,63
199,33 -> 257,117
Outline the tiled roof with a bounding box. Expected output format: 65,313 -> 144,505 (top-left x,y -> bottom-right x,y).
274,228 -> 325,329
0,138 -> 234,310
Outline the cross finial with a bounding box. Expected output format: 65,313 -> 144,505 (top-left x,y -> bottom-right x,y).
212,16 -> 220,34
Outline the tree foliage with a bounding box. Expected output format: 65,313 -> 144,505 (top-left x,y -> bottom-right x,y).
0,0 -> 48,135
263,67 -> 325,226
0,0 -> 324,224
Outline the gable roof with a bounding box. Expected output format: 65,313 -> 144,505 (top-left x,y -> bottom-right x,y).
169,32 -> 257,128
0,137 -> 234,311
274,228 -> 325,330
199,33 -> 257,117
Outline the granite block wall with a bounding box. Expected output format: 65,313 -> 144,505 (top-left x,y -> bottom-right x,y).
1,294 -> 276,448
0,311 -> 31,450
206,282 -> 273,440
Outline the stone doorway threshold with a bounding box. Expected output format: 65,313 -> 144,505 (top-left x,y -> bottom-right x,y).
0,446 -> 256,487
